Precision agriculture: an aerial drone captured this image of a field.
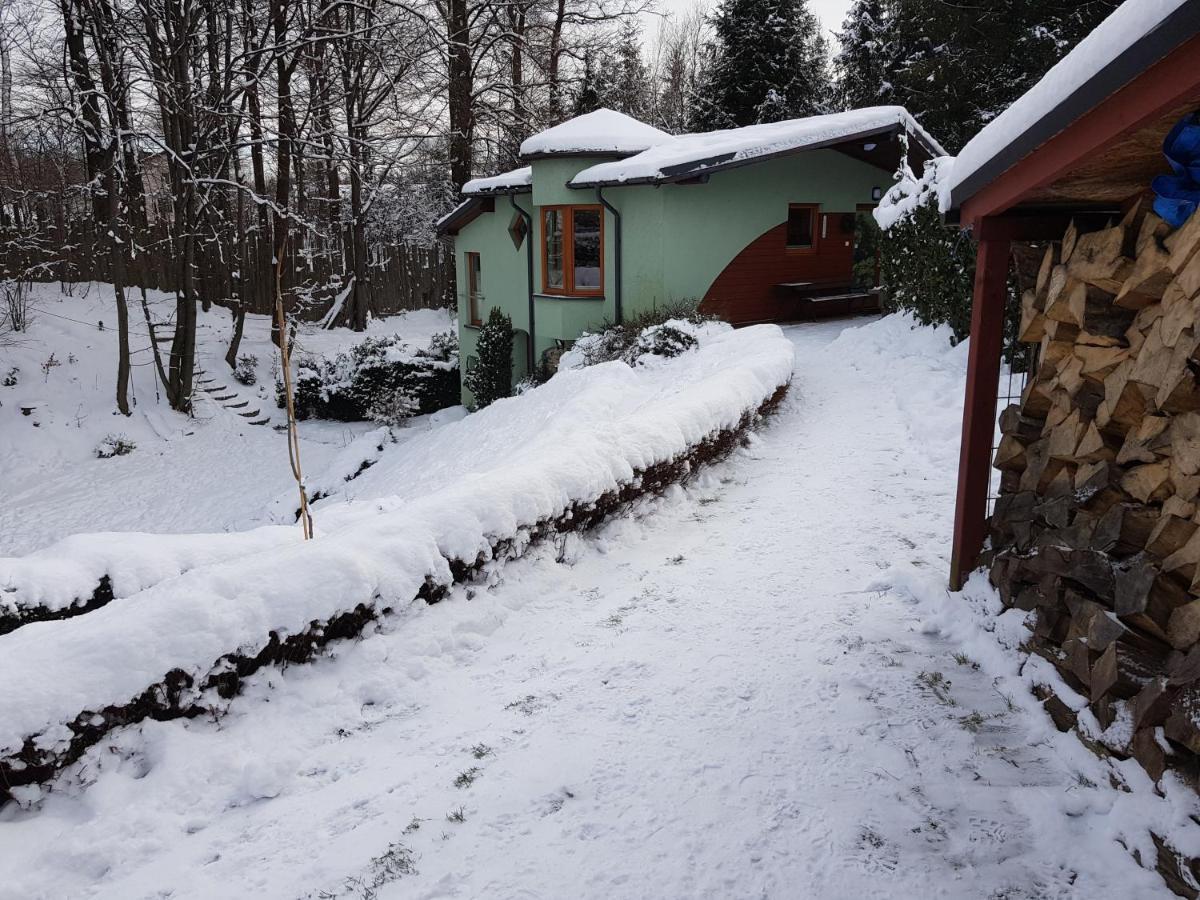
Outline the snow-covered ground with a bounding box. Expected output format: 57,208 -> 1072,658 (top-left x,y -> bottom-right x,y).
2,314 -> 1194,898
0,283 -> 455,555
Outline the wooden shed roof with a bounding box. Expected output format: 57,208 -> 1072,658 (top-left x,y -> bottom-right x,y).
948,1 -> 1200,228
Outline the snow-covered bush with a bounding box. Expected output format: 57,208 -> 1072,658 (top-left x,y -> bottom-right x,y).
283,330 -> 459,422
1,367 -> 16,387
464,307 -> 513,409
622,323 -> 698,366
563,302 -> 712,369
875,156 -> 976,344
95,434 -> 136,459
232,354 -> 258,386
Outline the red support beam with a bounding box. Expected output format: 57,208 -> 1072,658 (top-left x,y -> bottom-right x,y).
950,231 -> 1010,589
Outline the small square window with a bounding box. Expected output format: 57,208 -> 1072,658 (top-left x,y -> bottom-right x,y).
786,204 -> 816,249
508,212 -> 528,249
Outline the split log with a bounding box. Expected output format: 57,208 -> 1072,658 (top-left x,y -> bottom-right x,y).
1147,514 -> 1198,560
1021,377 -> 1054,419
1165,528 -> 1200,582
1036,243 -> 1060,298
1169,600 -> 1200,650
1164,684 -> 1200,754
1120,460 -> 1172,504
1133,676 -> 1174,729
1100,361 -> 1146,433
1018,289 -> 1046,343
999,404 -> 1042,439
994,434 -> 1028,472
1116,238 -> 1174,309
1114,555 -> 1189,635
1131,727 -> 1167,782
1116,414 -> 1171,466
1177,250 -> 1200,303
1075,421 -> 1118,463
1076,345 -> 1129,383
1090,639 -> 1161,700
1044,265 -> 1075,323
1158,283 -> 1196,347
1136,210 -> 1170,258
1068,281 -> 1135,339
1062,219 -> 1079,264
1165,202 -> 1200,275
1048,409 -> 1086,461
1094,503 -> 1157,555
1068,223 -> 1134,293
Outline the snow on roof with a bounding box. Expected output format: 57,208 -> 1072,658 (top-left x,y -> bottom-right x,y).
570,107 -> 945,187
463,165 -> 533,196
949,0 -> 1191,203
519,109 -> 673,159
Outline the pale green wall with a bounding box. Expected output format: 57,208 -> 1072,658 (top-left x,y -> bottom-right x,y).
452,148 -> 889,402
454,194 -> 533,406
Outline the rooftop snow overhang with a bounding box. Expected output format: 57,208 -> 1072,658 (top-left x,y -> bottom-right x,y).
948,1 -> 1200,224
568,110 -> 945,189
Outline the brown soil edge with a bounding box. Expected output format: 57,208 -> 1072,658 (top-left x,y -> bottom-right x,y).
0,381 -> 789,807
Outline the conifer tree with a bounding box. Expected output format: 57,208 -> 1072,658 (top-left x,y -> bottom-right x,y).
689,0 -> 831,131
464,307 -> 514,408
835,0 -> 1121,152
833,0 -> 891,112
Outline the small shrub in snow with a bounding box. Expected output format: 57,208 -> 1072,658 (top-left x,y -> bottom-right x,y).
40,353 -> 60,381
1,366 -> 17,387
232,354 -> 258,386
95,434 -> 136,459
566,301 -> 712,368
464,306 -> 513,409
621,323 -> 698,366
282,330 -> 459,422
367,389 -> 419,426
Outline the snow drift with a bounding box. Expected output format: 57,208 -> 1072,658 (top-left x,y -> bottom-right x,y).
0,322 -> 794,801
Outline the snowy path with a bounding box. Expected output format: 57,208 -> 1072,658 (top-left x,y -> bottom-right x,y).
0,319 -> 1172,898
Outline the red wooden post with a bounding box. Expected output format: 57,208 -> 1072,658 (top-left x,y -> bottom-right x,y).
949,230 -> 1010,589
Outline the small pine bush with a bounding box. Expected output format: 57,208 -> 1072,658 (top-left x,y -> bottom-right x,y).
232,354 -> 258,386
96,434 -> 136,458
464,307 -> 514,409
622,323 -> 698,366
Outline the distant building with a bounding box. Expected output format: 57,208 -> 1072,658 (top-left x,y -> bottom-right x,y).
437,107 -> 943,402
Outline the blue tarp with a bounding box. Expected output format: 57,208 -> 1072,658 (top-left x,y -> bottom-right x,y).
1153,111 -> 1200,228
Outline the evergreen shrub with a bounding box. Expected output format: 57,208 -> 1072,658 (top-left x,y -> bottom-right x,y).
464,307 -> 514,409
281,330 -> 460,422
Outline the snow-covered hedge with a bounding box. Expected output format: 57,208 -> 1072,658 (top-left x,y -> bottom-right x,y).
0,322 -> 794,803
0,528 -> 304,635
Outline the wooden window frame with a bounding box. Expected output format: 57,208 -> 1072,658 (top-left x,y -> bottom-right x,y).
541,204 -> 605,297
785,203 -> 818,253
465,250 -> 482,326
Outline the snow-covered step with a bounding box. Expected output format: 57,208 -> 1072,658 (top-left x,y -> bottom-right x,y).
224,400 -> 249,410
213,393 -> 237,401
237,409 -> 261,419
247,416 -> 271,426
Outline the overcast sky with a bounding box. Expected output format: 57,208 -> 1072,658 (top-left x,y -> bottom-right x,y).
652,0 -> 854,41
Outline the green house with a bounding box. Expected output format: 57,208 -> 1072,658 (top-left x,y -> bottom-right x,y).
437,107 -> 943,400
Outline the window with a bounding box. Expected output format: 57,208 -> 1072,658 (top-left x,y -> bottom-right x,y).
786,204 -> 817,249
542,205 -> 604,296
466,251 -> 482,326
508,212 -> 528,249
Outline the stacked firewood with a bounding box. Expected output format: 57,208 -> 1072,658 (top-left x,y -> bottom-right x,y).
989,201 -> 1200,782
